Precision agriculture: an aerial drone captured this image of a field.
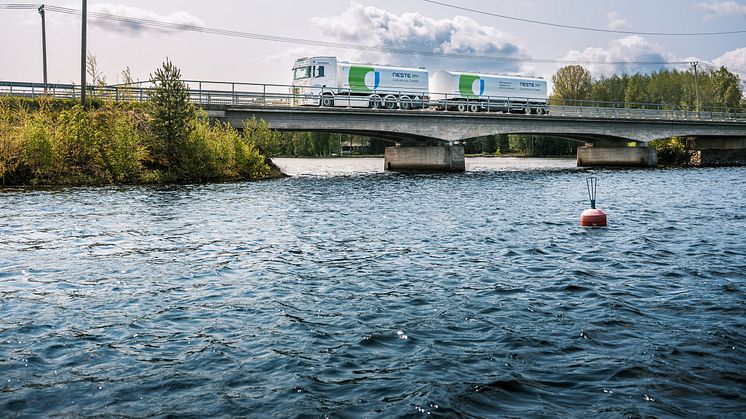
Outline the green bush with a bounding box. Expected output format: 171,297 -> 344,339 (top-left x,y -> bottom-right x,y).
651,137 -> 690,165
1,61 -> 278,186
175,115 -> 269,181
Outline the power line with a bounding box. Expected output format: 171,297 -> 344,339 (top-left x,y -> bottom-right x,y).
0,3 -> 705,67
422,0 -> 746,36
0,3 -> 37,8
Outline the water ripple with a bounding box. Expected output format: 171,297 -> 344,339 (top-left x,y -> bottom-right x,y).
1,160 -> 745,416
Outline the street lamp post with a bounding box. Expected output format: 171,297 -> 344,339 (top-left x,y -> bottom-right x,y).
691,61 -> 701,118
38,5 -> 47,93
81,0 -> 87,106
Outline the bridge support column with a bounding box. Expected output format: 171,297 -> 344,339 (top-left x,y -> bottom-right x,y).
687,137 -> 746,166
577,145 -> 657,168
384,145 -> 465,172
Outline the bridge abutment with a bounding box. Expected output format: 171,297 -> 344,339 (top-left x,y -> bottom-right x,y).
384,145 -> 465,172
577,145 -> 657,168
687,137 -> 746,166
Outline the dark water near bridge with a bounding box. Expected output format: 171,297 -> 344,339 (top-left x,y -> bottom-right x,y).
1,158 -> 745,417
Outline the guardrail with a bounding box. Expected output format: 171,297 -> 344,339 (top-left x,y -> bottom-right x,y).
2,80 -> 745,122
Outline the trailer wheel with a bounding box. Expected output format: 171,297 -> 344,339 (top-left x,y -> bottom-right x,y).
468,104 -> 479,113
369,95 -> 382,109
457,103 -> 467,112
384,95 -> 397,110
537,107 -> 546,115
400,96 -> 412,110
524,106 -> 532,115
320,94 -> 334,107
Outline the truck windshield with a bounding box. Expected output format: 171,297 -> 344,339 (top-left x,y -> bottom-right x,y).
293,66 -> 311,80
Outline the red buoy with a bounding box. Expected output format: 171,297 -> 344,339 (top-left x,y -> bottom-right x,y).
581,177 -> 608,227
580,208 -> 607,227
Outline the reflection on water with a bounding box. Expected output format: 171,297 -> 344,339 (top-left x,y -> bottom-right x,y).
1,159 -> 745,417
273,156 -> 578,176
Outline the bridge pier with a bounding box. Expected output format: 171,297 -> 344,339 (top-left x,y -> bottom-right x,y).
687,137 -> 746,166
577,145 -> 657,168
384,145 -> 465,172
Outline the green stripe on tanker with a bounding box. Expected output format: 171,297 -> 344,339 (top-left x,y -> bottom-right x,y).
458,74 -> 480,98
348,66 -> 374,93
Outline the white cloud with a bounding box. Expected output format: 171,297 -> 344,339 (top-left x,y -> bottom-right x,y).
560,35 -> 685,76
310,2 -> 532,74
87,3 -> 205,36
697,1 -> 746,19
713,47 -> 746,81
607,11 -> 628,30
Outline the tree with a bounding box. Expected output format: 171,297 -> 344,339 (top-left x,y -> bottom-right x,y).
709,66 -> 742,111
148,59 -> 197,168
496,134 -> 510,154
624,74 -> 649,108
590,82 -> 611,103
247,117 -> 285,157
551,65 -> 592,102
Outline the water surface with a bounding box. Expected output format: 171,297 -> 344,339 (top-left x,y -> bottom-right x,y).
1,158 -> 745,417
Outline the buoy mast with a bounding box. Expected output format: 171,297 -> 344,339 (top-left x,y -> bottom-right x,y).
580,177 -> 608,227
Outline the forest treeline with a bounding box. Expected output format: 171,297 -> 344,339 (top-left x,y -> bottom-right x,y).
551,64 -> 743,111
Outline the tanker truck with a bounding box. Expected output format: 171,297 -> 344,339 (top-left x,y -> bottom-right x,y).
430,70 -> 548,114
291,56 -> 429,109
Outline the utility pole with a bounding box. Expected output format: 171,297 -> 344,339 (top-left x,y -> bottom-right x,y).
38,5 -> 48,93
81,0 -> 87,106
691,61 -> 701,118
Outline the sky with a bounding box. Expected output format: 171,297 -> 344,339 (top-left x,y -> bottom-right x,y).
1,0 -> 745,92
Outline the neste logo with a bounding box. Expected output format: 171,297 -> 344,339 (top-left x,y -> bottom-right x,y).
393,72 -> 413,79
520,82 -> 540,88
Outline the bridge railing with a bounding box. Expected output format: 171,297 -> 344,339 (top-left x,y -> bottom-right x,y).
547,98 -> 746,121
2,80 -> 745,122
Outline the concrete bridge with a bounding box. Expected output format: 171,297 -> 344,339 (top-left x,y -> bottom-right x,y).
4,80 -> 745,172
207,105 -> 746,172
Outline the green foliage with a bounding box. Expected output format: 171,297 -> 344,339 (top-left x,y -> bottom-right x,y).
0,99 -> 147,185
624,74 -> 649,108
651,137 -> 690,165
551,65 -> 592,102
463,134 -> 578,157
0,96 -> 276,186
563,65 -> 744,111
246,117 -> 285,157
174,114 -> 270,181
507,135 -> 580,157
148,58 -> 197,168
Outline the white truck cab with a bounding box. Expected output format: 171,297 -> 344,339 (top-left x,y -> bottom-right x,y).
291,56 -> 338,106
291,56 -> 429,109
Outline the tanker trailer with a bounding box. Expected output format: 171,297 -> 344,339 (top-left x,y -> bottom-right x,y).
430,70 -> 548,114
291,56 -> 429,109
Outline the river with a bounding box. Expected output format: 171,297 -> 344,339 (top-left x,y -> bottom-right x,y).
1,158 -> 745,417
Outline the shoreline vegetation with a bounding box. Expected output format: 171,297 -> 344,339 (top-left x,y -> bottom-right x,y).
0,60 -> 285,187
2,62 -> 744,187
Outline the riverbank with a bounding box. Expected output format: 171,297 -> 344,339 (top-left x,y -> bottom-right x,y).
0,96 -> 284,187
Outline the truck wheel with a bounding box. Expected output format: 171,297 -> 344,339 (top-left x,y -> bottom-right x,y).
457,103 -> 467,112
384,97 -> 397,110
400,96 -> 412,110
468,104 -> 479,112
524,107 -> 532,115
321,95 -> 334,107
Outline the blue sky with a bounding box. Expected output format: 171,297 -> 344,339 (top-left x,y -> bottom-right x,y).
1,0 -> 745,90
